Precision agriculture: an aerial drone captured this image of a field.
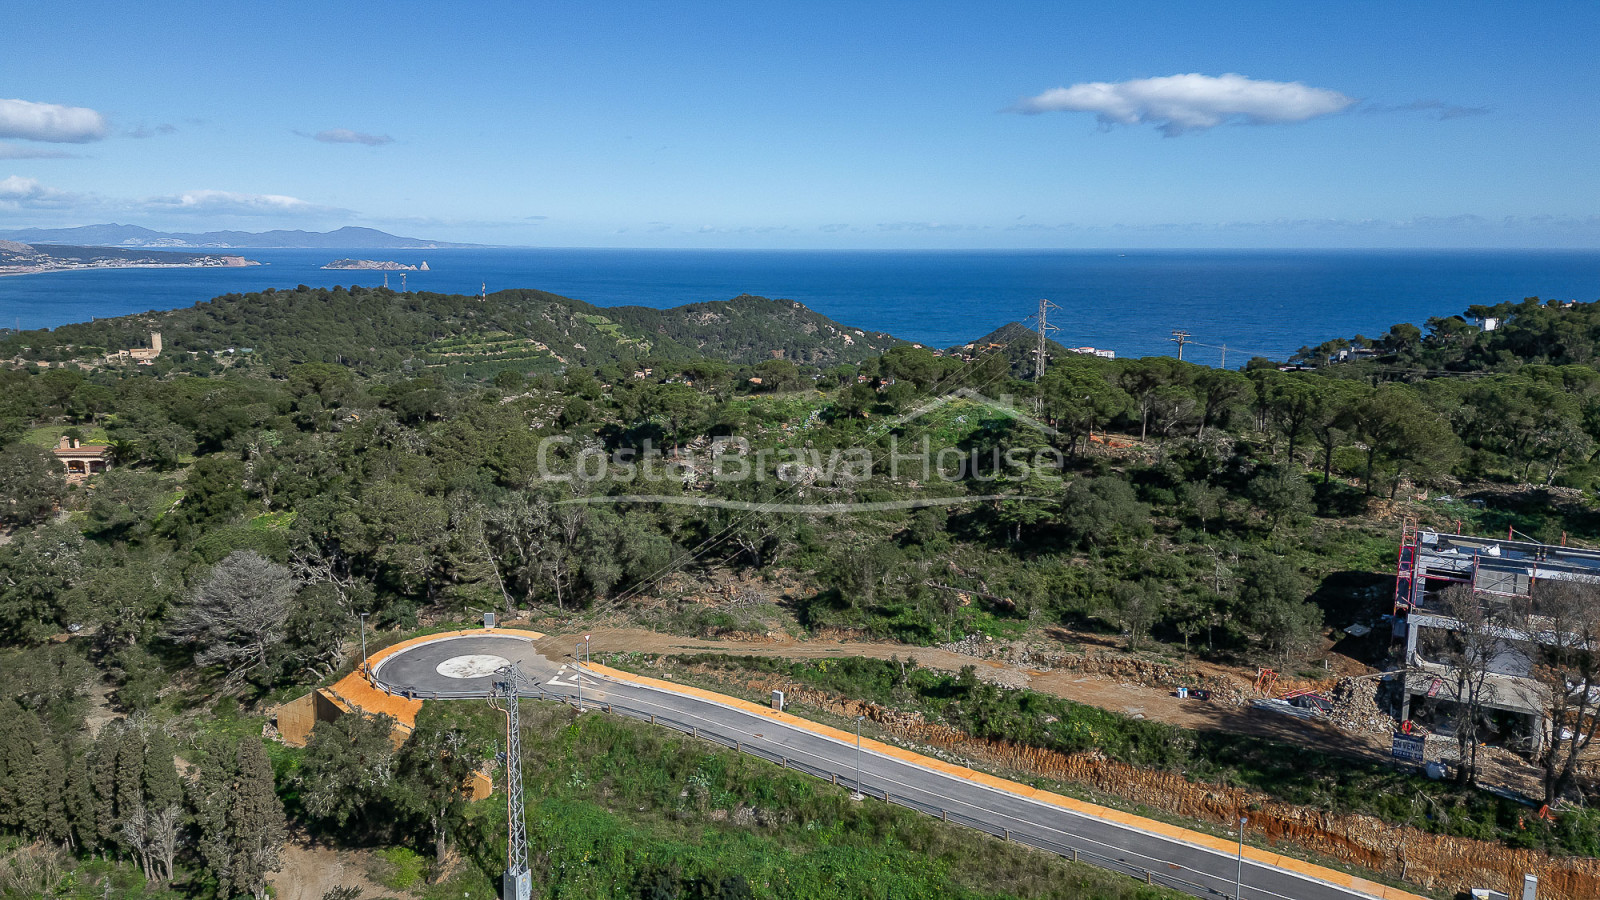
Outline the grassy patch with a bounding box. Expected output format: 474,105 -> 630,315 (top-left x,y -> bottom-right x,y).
649,653 -> 1600,860
249,509 -> 296,530
21,424 -> 110,447
371,846 -> 428,891
482,701 -> 1187,900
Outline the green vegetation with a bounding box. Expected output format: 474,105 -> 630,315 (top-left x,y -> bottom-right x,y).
6,287 -> 1600,897
0,287 -> 902,379
478,701 -> 1185,900
656,654 -> 1600,857
372,847 -> 428,891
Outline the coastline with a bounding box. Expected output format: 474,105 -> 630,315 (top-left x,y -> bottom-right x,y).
4,247 -> 1596,356
0,260 -> 265,278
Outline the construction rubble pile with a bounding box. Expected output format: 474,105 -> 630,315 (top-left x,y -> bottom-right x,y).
936,633 -> 994,656
1327,676 -> 1397,736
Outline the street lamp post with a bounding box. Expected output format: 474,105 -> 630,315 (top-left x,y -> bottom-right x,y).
853,715 -> 866,799
358,613 -> 369,679
1234,816 -> 1247,900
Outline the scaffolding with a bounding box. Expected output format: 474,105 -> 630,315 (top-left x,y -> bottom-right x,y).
1392,518 -> 1419,626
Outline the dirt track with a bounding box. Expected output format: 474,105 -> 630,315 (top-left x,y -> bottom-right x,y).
267,843 -> 391,900
532,626 -> 1391,763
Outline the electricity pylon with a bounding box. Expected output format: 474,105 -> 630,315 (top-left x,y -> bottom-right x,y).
491,665 -> 531,900
1032,298 -> 1061,381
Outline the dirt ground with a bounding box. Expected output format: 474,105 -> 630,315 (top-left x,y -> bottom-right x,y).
267,842 -> 392,900
529,622 -> 1600,899
531,625 -> 1396,763
82,676 -> 119,737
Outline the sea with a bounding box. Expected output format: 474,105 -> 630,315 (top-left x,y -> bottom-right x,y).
3,248 -> 1598,364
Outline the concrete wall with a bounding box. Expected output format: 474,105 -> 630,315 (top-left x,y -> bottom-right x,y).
275,691 -> 321,748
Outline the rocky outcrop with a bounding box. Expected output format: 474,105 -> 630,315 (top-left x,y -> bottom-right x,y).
321,259 -> 418,270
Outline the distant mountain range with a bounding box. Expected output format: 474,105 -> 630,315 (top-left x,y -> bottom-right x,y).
0,224 -> 480,250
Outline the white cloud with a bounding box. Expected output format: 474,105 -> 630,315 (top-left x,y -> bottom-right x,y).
693,224 -> 795,235
142,189 -> 346,217
1363,99 -> 1491,120
876,221 -> 986,232
125,123 -> 178,139
0,175 -> 81,208
1012,73 -> 1354,136
311,128 -> 393,146
0,98 -> 109,143
0,143 -> 78,159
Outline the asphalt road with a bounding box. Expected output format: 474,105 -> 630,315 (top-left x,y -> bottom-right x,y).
374,635 -> 1403,900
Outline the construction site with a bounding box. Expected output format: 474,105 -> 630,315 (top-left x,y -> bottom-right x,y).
1391,523 -> 1600,761
248,519 -> 1600,900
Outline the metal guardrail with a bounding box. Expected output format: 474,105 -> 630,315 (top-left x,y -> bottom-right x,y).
367,667 -> 1321,900
587,694 -> 1249,900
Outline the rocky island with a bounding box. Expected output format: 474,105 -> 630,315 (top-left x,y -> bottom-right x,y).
322,258 -> 426,271
0,240 -> 259,277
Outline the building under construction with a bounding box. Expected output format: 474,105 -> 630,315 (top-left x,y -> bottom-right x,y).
1393,524 -> 1600,754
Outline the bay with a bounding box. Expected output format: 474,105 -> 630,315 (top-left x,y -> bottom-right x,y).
2,248 -> 1596,364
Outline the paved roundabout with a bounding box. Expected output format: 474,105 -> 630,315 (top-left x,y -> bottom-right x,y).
370,631 -> 563,697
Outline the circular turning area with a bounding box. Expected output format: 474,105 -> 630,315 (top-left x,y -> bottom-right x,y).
367,630 -> 556,698
435,654 -> 511,679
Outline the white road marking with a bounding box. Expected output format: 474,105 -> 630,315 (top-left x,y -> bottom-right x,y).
595,676 -> 1365,900
434,654 -> 512,678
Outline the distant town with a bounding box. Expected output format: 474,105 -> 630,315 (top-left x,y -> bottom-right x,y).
0,240 -> 258,277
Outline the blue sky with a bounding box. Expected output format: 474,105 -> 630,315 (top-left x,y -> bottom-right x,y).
2,1 -> 1597,248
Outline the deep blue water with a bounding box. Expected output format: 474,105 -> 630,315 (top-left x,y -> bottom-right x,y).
3,248 -> 1597,363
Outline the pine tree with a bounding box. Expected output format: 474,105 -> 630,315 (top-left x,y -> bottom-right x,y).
110,722 -> 148,871
227,738 -> 285,900
138,728 -> 185,883
64,746 -> 98,853
393,709 -> 492,880
0,700 -> 48,832
89,726 -> 121,856
189,750 -> 235,895
20,737 -> 68,844
142,729 -> 184,812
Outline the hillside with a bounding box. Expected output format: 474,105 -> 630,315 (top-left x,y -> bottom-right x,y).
958,321 -> 1074,376
0,285 -> 904,376
0,223 -> 479,249
1298,296 -> 1600,373
605,293 -> 903,365
9,283 -> 1600,899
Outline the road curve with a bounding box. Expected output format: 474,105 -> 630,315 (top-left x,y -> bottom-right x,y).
369,630 -> 1426,900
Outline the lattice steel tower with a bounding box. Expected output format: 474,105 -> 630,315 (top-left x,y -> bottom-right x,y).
1032,298 -> 1061,381
492,666 -> 531,900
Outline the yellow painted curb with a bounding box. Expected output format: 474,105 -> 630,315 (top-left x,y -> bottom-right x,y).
363,626 -> 546,677
585,662 -> 1430,900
